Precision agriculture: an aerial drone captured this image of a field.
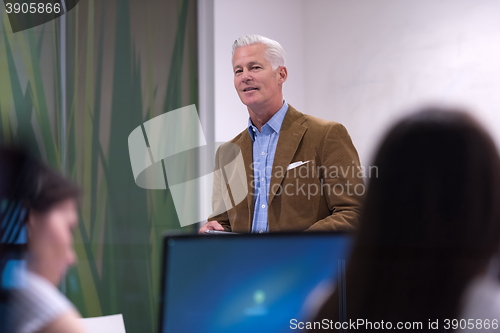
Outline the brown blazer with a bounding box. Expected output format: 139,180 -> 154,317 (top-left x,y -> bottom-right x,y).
209,104 -> 364,232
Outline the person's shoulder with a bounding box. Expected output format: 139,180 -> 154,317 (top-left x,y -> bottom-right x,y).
227,128 -> 248,144
14,270 -> 74,310
38,309 -> 88,333
214,128 -> 249,163
288,104 -> 346,134
217,128 -> 248,153
9,270 -> 77,333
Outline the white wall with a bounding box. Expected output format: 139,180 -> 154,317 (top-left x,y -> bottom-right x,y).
304,0 -> 500,165
213,0 -> 500,165
214,0 -> 306,142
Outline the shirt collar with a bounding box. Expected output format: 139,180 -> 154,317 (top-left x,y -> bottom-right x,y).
247,101 -> 288,141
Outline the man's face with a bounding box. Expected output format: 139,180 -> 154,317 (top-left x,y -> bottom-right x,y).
232,43 -> 285,110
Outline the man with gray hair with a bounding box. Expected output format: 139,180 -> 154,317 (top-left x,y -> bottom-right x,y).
199,35 -> 364,233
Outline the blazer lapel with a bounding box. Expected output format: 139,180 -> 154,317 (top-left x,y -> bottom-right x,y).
268,106 -> 307,205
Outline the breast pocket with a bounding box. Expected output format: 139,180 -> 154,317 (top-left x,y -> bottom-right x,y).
280,160 -> 321,200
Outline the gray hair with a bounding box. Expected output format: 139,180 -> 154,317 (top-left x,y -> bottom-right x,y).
232,35 -> 285,70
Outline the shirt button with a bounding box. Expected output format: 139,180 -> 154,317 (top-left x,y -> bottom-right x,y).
261,152 -> 266,156
259,230 -> 264,234
261,204 -> 266,208
261,178 -> 265,181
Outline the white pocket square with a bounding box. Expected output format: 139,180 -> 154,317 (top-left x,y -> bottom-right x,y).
287,160 -> 310,171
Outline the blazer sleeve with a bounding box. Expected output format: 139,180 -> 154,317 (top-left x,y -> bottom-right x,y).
207,145 -> 232,232
305,123 -> 364,232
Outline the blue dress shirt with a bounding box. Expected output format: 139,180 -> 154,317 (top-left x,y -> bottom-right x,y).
247,101 -> 288,233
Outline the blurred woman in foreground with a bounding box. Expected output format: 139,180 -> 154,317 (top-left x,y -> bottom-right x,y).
311,109 -> 500,332
1,148 -> 87,333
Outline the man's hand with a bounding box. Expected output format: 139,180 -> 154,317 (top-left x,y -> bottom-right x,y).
198,220 -> 225,234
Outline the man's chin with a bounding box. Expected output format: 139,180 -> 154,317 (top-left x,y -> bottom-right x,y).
239,98 -> 259,109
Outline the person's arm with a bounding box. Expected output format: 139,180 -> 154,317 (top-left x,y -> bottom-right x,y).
37,309 -> 88,333
199,145 -> 232,234
305,123 -> 364,232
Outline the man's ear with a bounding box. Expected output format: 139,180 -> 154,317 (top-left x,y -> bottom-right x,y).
278,66 -> 288,83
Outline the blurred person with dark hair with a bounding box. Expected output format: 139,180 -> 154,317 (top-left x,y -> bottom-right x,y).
0,147 -> 87,333
310,109 -> 500,332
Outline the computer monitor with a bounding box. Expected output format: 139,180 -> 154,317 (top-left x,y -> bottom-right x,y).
159,232 -> 351,333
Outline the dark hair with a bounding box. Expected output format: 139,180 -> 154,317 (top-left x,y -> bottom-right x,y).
0,147 -> 80,214
28,162 -> 80,213
312,108 -> 500,330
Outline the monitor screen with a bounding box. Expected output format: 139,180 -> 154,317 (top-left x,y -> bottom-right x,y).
159,233 -> 351,333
